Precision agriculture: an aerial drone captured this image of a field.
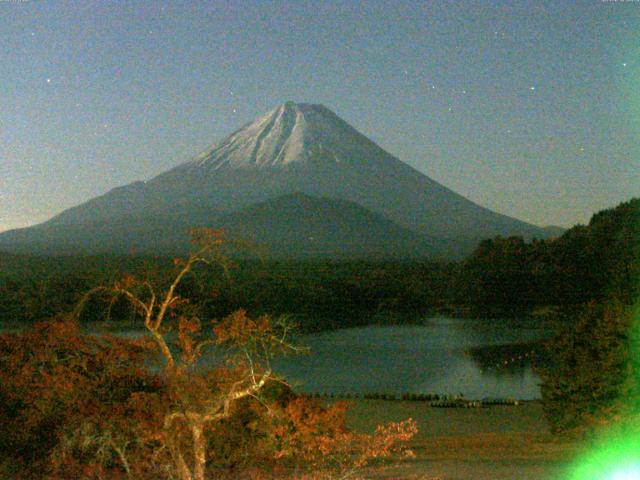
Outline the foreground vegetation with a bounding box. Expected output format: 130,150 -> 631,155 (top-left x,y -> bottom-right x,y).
538,300 -> 639,435
0,229 -> 416,479
0,198 -> 637,478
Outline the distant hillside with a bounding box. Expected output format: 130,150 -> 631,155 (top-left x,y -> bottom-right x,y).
217,193 -> 454,259
551,197 -> 639,303
453,198 -> 639,317
540,225 -> 566,237
0,193 -> 459,259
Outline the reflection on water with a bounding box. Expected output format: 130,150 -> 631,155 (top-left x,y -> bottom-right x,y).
270,317 -> 552,400
2,317 -> 551,400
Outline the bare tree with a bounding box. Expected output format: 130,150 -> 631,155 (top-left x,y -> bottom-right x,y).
77,228 -> 301,480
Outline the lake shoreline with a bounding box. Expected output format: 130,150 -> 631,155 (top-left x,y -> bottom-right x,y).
345,399 -> 576,479
2,317 -> 553,400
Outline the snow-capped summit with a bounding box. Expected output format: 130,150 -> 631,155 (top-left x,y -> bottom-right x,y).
182,102 -> 383,172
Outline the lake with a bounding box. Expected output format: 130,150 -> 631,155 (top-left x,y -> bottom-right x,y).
270,317 -> 552,400
1,316 -> 552,400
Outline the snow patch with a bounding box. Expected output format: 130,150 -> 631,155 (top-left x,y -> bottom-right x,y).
182,102 -> 381,172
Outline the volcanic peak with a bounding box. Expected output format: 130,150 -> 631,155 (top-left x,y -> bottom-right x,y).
182,102 -> 372,172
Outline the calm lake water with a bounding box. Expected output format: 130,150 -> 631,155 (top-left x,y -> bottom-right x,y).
3,316 -> 552,400
270,318 -> 552,400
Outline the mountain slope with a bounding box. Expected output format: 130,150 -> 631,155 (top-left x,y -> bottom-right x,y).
0,193 -> 451,258
217,193 -> 451,258
0,102 -> 555,257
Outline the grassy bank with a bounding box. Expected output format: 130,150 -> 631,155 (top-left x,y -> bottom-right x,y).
344,399 -> 577,479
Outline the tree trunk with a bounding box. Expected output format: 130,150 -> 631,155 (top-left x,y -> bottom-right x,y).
192,422 -> 207,480
168,433 -> 193,480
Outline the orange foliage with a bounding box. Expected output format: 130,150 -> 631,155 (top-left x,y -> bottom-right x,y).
0,316 -> 417,480
267,396 -> 417,478
1,228 -> 418,479
0,317 -> 165,479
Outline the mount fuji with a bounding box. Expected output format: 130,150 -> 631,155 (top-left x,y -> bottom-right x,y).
0,102 -> 558,258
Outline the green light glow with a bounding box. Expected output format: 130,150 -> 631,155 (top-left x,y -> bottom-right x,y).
610,466 -> 640,480
566,299 -> 640,479
567,425 -> 640,480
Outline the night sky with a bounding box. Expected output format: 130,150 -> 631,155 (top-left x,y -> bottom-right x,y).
1,0 -> 638,233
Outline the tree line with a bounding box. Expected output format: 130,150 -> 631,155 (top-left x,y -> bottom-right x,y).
2,199 -> 637,330
0,256 -> 455,332
454,198 -> 639,318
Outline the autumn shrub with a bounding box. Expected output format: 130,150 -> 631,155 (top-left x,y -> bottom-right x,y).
0,317 -> 163,479
0,318 -> 416,479
0,229 -> 417,479
267,396 -> 417,479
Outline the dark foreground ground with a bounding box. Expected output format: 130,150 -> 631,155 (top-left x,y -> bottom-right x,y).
345,400 -> 577,480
